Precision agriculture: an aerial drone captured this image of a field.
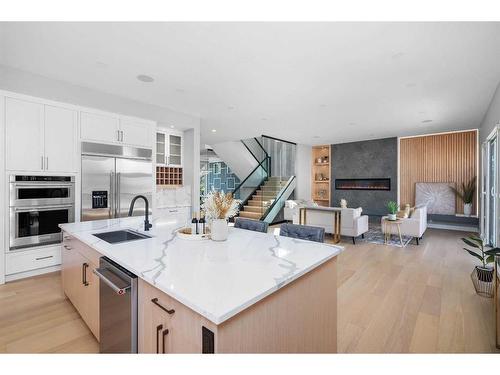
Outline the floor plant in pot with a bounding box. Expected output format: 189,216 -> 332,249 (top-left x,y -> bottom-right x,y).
462,235 -> 500,297
201,190 -> 241,241
451,178 -> 476,216
386,200 -> 399,221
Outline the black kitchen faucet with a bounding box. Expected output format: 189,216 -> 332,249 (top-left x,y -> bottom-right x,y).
128,195 -> 152,231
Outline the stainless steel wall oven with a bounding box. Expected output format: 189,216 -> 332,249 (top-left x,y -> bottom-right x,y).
9,175 -> 75,250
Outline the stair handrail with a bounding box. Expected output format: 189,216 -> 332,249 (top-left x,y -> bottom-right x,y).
232,157 -> 269,199
254,137 -> 270,176
260,175 -> 296,222
240,139 -> 263,167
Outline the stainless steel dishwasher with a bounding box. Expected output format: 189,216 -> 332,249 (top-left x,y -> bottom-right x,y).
93,256 -> 138,353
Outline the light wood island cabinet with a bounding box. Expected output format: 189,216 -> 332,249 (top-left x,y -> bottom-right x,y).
61,233 -> 100,341
138,257 -> 337,353
61,232 -> 338,353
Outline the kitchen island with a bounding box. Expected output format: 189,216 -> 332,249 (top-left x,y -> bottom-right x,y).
59,216 -> 343,353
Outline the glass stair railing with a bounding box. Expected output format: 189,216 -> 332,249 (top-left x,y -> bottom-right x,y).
202,135 -> 297,224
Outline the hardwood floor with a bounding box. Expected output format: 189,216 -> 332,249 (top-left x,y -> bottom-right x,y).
333,228 -> 499,353
0,228 -> 497,353
0,271 -> 98,353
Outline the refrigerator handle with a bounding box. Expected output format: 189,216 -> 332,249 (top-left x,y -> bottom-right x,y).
117,172 -> 121,218
110,172 -> 115,218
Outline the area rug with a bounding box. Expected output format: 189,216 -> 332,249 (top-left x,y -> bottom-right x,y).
360,225 -> 414,248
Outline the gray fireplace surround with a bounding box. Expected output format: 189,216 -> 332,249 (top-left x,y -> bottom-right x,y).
330,137 -> 398,216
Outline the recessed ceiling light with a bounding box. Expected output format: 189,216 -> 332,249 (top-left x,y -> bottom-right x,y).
137,74 -> 154,83
95,61 -> 108,68
391,52 -> 405,59
170,125 -> 175,129
348,122 -> 356,126
406,83 -> 417,88
227,106 -> 235,110
175,88 -> 185,93
261,118 -> 267,121
313,136 -> 320,139
211,129 -> 217,133
320,104 -> 327,108
422,119 -> 433,123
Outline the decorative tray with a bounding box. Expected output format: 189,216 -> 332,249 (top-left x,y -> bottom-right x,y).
176,227 -> 211,241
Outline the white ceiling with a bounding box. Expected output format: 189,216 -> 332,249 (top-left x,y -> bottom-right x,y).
1,22 -> 500,145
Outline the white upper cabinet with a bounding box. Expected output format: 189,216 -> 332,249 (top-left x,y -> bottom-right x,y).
120,119 -> 152,148
5,98 -> 44,172
5,98 -> 78,173
81,111 -> 153,149
156,130 -> 183,166
4,94 -> 154,174
80,111 -> 120,144
44,105 -> 78,173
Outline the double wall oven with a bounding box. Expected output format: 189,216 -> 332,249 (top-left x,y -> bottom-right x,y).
9,175 -> 75,250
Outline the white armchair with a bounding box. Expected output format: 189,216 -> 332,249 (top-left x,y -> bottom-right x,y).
381,205 -> 427,244
340,208 -> 369,244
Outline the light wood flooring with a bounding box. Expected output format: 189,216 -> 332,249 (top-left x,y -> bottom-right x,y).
334,228 -> 498,353
0,228 -> 497,353
0,270 -> 98,353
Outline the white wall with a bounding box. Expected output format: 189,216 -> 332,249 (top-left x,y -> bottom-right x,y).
480,81 -> 500,142
184,127 -> 201,212
295,144 -> 312,201
0,96 -> 5,284
211,141 -> 258,180
0,65 -> 200,130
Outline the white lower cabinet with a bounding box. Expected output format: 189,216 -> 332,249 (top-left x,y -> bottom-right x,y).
5,245 -> 61,275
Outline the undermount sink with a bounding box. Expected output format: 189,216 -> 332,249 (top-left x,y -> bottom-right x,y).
93,229 -> 152,244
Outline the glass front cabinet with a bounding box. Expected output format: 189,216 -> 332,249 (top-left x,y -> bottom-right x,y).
156,131 -> 183,167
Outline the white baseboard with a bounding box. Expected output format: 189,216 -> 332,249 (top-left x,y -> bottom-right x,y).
5,264 -> 61,282
428,223 -> 479,233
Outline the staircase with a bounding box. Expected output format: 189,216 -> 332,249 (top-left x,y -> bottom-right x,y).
239,177 -> 287,219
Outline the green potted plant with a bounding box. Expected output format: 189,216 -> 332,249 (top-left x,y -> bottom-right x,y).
451,178 -> 476,216
386,200 -> 399,221
462,235 -> 500,297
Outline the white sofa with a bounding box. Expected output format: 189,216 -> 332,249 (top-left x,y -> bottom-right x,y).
285,201 -> 369,244
381,205 -> 427,244
284,200 -> 312,221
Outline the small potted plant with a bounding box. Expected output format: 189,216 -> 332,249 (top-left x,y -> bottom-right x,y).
386,200 -> 399,221
462,235 -> 500,297
451,178 -> 476,216
201,190 -> 241,241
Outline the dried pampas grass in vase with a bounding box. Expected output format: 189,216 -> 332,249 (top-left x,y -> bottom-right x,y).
201,191 -> 241,241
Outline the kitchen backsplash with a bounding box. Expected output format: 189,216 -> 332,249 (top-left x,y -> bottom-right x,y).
157,185 -> 191,207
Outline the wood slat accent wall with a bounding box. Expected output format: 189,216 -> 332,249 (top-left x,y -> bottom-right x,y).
399,130 -> 478,215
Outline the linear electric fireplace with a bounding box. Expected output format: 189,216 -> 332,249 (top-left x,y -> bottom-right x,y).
335,178 -> 391,191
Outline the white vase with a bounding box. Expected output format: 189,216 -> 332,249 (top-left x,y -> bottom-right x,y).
211,219 -> 228,241
388,213 -> 397,221
464,203 -> 472,216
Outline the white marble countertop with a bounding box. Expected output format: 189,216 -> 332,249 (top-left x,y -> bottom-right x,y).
60,216 -> 343,325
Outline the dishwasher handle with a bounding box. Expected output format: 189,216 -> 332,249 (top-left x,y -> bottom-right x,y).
93,268 -> 131,295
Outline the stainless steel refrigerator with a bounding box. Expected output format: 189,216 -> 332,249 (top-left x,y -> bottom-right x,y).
81,142 -> 153,222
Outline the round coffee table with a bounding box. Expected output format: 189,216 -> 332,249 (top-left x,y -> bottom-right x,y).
383,218 -> 404,246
